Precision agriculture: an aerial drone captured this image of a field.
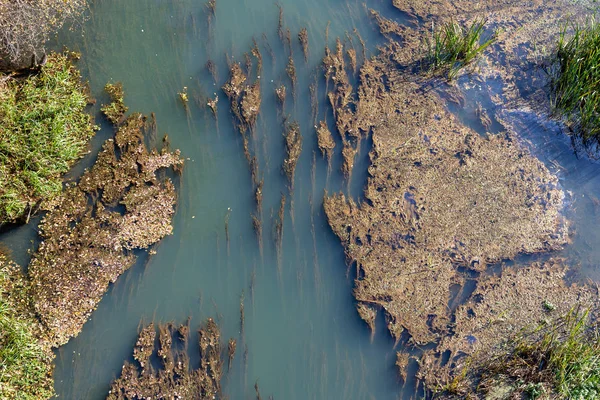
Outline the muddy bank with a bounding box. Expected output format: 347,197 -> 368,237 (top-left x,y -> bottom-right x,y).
28,112 -> 183,347
324,0 -> 598,394
107,318 -> 225,399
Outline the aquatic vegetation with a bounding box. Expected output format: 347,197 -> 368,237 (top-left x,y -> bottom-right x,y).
476,308 -> 600,399
347,48 -> 357,74
206,59 -> 218,83
552,20 -> 600,145
0,52 -> 96,224
418,261 -> 598,396
425,19 -> 496,79
227,338 -> 236,371
283,121 -> 302,188
0,252 -> 54,400
252,39 -> 263,76
240,80 -> 261,128
341,142 -> 357,178
107,318 -> 223,399
325,43 -> 567,346
323,39 -> 356,139
207,94 -> 218,116
316,121 -> 335,161
28,112 -> 183,347
286,56 -> 296,97
178,86 -> 189,107
275,84 -> 286,106
101,82 -> 128,124
298,27 -> 309,62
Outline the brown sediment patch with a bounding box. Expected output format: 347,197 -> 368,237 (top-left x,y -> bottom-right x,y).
107,318 -> 223,399
324,42 -> 567,345
29,112 -> 183,347
316,120 -> 335,162
283,121 -> 302,189
416,260 -> 599,394
299,27 -> 309,62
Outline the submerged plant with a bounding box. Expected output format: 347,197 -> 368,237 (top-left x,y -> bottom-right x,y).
424,18 -> 496,79
178,86 -> 189,108
552,20 -> 600,145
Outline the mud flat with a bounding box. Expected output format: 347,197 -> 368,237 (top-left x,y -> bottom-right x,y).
29,111 -> 183,348
325,0 -> 599,394
107,318 -> 225,399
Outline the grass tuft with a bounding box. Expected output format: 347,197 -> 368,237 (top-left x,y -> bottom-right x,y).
0,252 -> 54,400
424,18 -> 496,80
0,52 -> 97,224
552,20 -> 600,145
480,308 -> 600,399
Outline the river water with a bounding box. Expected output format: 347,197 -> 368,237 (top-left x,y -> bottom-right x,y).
2,1 -> 600,399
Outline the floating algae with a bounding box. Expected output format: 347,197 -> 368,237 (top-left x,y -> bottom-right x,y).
207,94 -> 218,116
222,62 -> 247,132
298,27 -> 309,62
107,318 -> 223,399
282,121 -> 302,189
316,120 -> 335,162
29,112 -> 183,347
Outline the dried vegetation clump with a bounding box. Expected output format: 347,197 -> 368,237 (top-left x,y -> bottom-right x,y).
28,112 -> 183,347
101,82 -> 128,124
107,318 -> 224,400
316,121 -> 335,161
283,121 -> 302,188
222,62 -> 262,133
324,0 -> 598,394
325,62 -> 567,344
418,261 -> 599,397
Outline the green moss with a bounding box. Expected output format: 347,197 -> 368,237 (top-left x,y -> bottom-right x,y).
0,252 -> 54,400
0,52 -> 96,224
552,21 -> 600,145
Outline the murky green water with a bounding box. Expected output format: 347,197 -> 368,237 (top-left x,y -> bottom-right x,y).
2,1 -> 600,399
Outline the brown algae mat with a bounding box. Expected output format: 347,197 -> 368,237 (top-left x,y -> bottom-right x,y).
324,0 -> 599,393
28,113 -> 183,347
107,318 -> 225,399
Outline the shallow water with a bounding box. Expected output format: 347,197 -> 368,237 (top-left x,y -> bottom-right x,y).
2,1 -> 600,400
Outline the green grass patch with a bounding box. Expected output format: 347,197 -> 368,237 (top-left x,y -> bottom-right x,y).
424,18 -> 496,80
552,20 -> 600,145
480,308 -> 600,399
0,252 -> 54,400
0,52 -> 96,224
